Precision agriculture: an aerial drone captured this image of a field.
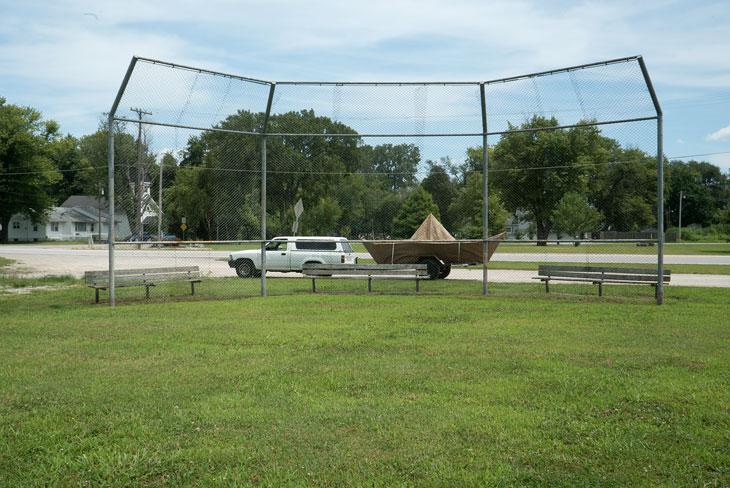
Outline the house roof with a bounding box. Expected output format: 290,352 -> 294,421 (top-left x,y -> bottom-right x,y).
48,195 -> 127,223
61,195 -> 107,210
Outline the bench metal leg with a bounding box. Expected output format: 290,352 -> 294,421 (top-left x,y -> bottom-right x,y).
312,278 -> 316,293
545,280 -> 549,293
416,279 -> 419,292
191,281 -> 195,296
598,282 -> 603,297
368,277 -> 372,292
145,285 -> 150,299
95,288 -> 99,304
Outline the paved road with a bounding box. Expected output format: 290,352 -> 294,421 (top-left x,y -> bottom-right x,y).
2,244 -> 729,288
491,253 -> 730,265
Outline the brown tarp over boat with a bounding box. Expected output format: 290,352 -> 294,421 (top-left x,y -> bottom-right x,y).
363,213 -> 506,264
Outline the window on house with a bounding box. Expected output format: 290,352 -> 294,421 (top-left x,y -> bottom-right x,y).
75,222 -> 87,232
90,223 -> 95,232
12,221 -> 20,229
33,224 -> 38,232
51,222 -> 59,232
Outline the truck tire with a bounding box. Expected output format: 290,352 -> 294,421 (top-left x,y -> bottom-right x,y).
235,259 -> 256,278
418,257 -> 442,280
438,263 -> 451,279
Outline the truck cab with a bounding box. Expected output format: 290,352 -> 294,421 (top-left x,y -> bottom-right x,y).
228,236 -> 355,278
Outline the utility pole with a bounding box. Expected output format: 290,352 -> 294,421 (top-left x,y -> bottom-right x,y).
131,108 -> 151,242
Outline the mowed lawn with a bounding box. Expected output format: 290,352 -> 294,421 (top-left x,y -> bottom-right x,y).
1,285 -> 729,486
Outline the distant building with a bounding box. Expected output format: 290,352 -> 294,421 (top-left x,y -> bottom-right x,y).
6,196 -> 132,242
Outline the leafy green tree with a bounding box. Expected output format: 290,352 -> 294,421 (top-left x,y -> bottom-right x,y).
301,196 -> 343,235
551,192 -> 603,245
491,115 -> 610,244
421,162 -> 456,230
197,109 -> 360,238
166,165 -> 213,240
461,146 -> 494,184
392,186 -> 440,238
47,134 -> 88,203
0,98 -> 61,243
667,160 -> 726,227
590,147 -> 656,232
359,188 -> 403,238
716,203 -> 730,241
331,174 -> 369,237
448,173 -> 509,238
361,143 -> 420,191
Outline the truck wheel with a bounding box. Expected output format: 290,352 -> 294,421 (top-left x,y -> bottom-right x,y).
235,259 -> 256,278
419,257 -> 442,280
438,263 -> 451,279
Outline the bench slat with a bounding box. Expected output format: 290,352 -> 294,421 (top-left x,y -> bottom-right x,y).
304,269 -> 429,277
302,263 -> 429,293
84,266 -> 199,279
85,267 -> 200,284
536,264 -> 671,298
538,271 -> 668,283
84,267 -> 203,304
534,277 -> 666,285
537,265 -> 670,276
303,264 -> 427,271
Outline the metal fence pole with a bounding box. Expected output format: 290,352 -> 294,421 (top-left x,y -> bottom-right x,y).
479,82 -> 489,295
638,56 -> 664,305
106,56 -> 138,306
657,115 -> 665,304
260,135 -> 267,296
107,115 -> 115,306
260,83 -> 277,297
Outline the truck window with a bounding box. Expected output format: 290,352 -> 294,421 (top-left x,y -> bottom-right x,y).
266,241 -> 287,251
295,241 -> 337,251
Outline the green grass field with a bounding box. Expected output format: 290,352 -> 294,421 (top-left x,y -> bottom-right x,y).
1,280 -> 728,486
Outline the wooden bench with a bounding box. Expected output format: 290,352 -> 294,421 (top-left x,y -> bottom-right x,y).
535,265 -> 671,297
84,266 -> 202,303
301,263 -> 429,292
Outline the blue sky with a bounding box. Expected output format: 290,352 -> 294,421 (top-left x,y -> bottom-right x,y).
2,0 -> 730,170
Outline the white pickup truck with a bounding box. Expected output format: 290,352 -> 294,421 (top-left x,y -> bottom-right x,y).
228,236 -> 356,278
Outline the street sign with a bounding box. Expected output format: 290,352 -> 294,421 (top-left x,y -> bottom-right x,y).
181,216 -> 187,224
292,199 -> 303,236
180,223 -> 187,231
294,199 -> 304,218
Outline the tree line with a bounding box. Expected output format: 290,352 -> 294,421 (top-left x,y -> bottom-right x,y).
2,97 -> 730,244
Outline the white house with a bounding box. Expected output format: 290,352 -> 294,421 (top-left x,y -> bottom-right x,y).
6,196 -> 132,242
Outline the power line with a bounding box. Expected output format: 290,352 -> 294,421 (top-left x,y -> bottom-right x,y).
3,151 -> 730,177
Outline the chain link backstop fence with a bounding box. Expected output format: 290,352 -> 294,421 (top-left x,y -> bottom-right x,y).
104,55 -> 664,305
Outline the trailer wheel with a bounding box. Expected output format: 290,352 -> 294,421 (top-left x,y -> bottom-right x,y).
418,257 -> 442,280
438,263 -> 451,279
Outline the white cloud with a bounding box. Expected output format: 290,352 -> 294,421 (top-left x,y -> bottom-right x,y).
2,0 -> 730,142
706,125 -> 730,142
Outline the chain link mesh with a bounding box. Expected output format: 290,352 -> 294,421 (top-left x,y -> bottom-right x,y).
106,56 -> 661,302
